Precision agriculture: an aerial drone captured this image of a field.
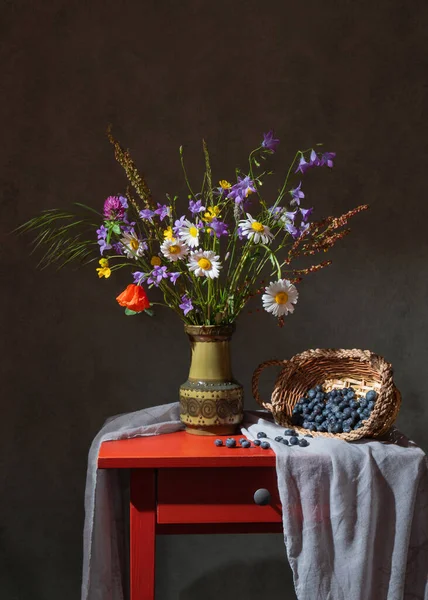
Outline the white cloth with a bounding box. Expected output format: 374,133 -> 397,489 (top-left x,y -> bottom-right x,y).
82,403 -> 428,600
242,413 -> 428,600
82,402 -> 183,600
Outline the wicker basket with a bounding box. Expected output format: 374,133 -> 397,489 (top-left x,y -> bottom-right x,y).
252,348 -> 401,441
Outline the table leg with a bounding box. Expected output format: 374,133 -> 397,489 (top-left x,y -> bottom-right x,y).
130,469 -> 156,600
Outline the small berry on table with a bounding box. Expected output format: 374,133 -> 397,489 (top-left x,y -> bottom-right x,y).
214,439 -> 223,447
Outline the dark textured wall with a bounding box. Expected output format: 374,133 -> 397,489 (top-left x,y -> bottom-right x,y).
2,0 -> 428,598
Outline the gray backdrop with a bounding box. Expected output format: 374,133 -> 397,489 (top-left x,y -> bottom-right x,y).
2,0 -> 427,598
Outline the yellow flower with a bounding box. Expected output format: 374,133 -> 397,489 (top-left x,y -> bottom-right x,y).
163,226 -> 175,240
202,206 -> 221,223
219,180 -> 231,189
96,258 -> 111,279
151,256 -> 162,266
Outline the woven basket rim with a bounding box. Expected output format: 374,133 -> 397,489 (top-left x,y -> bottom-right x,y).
252,348 -> 400,442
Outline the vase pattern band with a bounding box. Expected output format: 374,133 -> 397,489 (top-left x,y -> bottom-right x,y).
180,325 -> 244,435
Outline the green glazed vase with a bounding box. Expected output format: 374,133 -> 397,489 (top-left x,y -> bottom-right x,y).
179,324 -> 244,435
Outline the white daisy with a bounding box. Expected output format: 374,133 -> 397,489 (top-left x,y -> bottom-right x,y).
238,213 -> 273,244
262,279 -> 299,317
178,219 -> 200,248
160,238 -> 189,262
188,250 -> 221,279
120,229 -> 147,259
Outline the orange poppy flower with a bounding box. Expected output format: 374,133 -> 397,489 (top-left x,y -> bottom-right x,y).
116,284 -> 150,312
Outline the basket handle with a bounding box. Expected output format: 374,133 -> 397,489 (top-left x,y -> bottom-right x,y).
252,359 -> 288,411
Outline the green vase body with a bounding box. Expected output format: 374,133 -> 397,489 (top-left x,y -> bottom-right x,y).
179,324 -> 244,435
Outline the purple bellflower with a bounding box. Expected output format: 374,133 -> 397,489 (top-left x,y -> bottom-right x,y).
154,203 -> 171,221
227,176 -> 256,204
179,294 -> 193,316
189,199 -> 205,215
262,130 -> 280,152
289,182 -> 305,206
96,225 -> 112,255
209,219 -> 229,238
147,265 -> 169,287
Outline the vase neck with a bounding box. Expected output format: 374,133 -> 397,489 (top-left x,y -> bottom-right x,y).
185,326 -> 235,383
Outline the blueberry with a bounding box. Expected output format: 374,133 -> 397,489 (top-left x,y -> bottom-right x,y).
332,405 -> 340,413
253,439 -> 261,446
214,439 -> 223,446
366,390 -> 378,402
346,390 -> 355,399
302,421 -> 310,429
341,388 -> 347,395
274,436 -> 284,442
260,441 -> 271,449
306,415 -> 315,423
322,409 -> 329,417
239,438 -> 246,444
339,401 -> 348,410
284,428 -> 296,436
282,438 -> 289,445
336,411 -> 344,420
367,401 -> 375,410
343,426 -> 351,433
332,423 -> 343,434
354,422 -> 363,429
315,392 -> 324,401
308,389 -> 316,399
349,400 -> 359,409
315,415 -> 324,423
360,399 -> 368,409
308,401 -> 315,410
308,424 -> 317,431
343,408 -> 352,418
289,436 -> 299,445
225,438 -> 236,448
330,389 -> 337,397
315,384 -> 323,392
257,432 -> 267,439
241,440 -> 251,448
292,406 -> 301,415
298,438 -> 310,447
318,423 -> 328,432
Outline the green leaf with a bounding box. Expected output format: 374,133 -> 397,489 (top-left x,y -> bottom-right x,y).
112,223 -> 121,235
144,308 -> 155,317
125,308 -> 138,316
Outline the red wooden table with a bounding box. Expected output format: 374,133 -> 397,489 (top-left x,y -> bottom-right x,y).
98,431 -> 283,600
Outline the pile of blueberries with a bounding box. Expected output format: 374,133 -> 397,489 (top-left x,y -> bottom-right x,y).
291,384 -> 378,434
214,428 -> 311,449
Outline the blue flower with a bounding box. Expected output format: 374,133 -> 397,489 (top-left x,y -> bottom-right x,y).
209,219 -> 229,238
154,203 -> 171,221
189,199 -> 205,215
147,265 -> 169,287
262,130 -> 280,152
179,294 -> 193,316
169,272 -> 181,285
227,176 -> 256,204
139,209 -> 155,223
300,207 -> 314,223
289,182 -> 305,206
96,225 -> 112,255
132,271 -> 148,285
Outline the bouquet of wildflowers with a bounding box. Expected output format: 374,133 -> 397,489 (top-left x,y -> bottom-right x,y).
20,128 -> 367,326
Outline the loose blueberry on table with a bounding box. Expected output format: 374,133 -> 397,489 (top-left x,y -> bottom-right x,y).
289,436 -> 299,446
225,438 -> 236,448
214,439 -> 223,447
274,436 -> 284,442
257,432 -> 267,439
253,439 -> 261,446
260,441 -> 271,449
241,440 -> 251,448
